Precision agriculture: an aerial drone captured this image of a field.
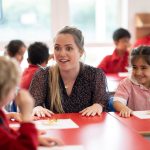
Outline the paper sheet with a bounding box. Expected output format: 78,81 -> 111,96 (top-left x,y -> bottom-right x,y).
132,110 -> 150,119
38,145 -> 84,150
34,119 -> 79,129
9,119 -> 79,129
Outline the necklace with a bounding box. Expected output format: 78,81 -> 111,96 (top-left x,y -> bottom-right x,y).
64,83 -> 71,89
65,85 -> 68,89
64,80 -> 75,89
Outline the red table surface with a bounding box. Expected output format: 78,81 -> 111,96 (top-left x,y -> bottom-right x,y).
27,113 -> 150,150
109,112 -> 150,135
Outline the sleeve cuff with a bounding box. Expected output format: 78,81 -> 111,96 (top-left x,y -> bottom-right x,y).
113,97 -> 127,105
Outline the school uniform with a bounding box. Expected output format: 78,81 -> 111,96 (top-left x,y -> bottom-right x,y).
134,35 -> 150,48
0,109 -> 38,150
113,77 -> 150,110
20,64 -> 39,90
97,49 -> 129,73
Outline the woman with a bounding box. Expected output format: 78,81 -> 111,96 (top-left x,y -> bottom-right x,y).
30,26 -> 109,117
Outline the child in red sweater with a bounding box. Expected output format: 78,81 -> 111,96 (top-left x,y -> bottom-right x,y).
20,42 -> 51,90
97,28 -> 131,73
0,56 -> 61,150
133,34 -> 150,48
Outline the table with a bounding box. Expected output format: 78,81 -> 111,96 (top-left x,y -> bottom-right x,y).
106,73 -> 127,94
38,113 -> 150,150
109,112 -> 150,135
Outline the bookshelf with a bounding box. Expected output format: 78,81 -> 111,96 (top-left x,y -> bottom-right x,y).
135,13 -> 150,39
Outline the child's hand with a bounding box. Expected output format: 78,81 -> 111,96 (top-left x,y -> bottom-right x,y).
15,89 -> 34,122
6,112 -> 21,122
119,107 -> 133,118
32,106 -> 54,118
79,103 -> 103,116
38,136 -> 63,147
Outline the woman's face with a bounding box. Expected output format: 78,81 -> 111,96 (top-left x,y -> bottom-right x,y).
54,33 -> 83,71
132,57 -> 150,88
14,46 -> 26,64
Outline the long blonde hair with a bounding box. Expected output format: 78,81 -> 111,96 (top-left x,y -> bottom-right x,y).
49,65 -> 64,113
49,26 -> 85,113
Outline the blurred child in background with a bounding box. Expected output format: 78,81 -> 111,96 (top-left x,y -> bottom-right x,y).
4,40 -> 26,112
5,40 -> 26,64
97,28 -> 131,73
133,34 -> 150,48
20,42 -> 50,90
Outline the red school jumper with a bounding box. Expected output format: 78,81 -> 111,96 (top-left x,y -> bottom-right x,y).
0,109 -> 38,150
20,64 -> 39,90
133,35 -> 150,48
97,49 -> 129,73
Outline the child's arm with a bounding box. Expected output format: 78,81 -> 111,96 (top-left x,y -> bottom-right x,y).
0,90 -> 38,150
113,101 -> 133,118
15,90 -> 33,122
16,90 -> 62,148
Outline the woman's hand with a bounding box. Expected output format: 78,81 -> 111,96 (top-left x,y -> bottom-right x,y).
119,107 -> 133,118
79,103 -> 103,116
32,106 -> 54,118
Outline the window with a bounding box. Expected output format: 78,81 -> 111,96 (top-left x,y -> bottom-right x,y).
0,0 -> 125,43
69,0 -> 121,43
0,0 -> 51,41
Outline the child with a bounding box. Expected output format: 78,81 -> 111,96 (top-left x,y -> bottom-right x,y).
20,42 -> 50,90
133,34 -> 150,48
97,28 -> 131,73
113,46 -> 150,117
4,40 -> 26,112
5,40 -> 26,64
0,56 -> 61,149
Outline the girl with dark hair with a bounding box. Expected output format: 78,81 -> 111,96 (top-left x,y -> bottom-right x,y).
113,46 -> 150,117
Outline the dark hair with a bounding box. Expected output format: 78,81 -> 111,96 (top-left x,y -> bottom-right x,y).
113,28 -> 131,41
130,46 -> 150,65
6,40 -> 26,57
28,42 -> 49,65
57,26 -> 84,52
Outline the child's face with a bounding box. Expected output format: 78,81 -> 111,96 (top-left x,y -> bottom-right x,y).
0,88 -> 16,107
132,57 -> 150,88
14,46 -> 26,64
115,37 -> 130,51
